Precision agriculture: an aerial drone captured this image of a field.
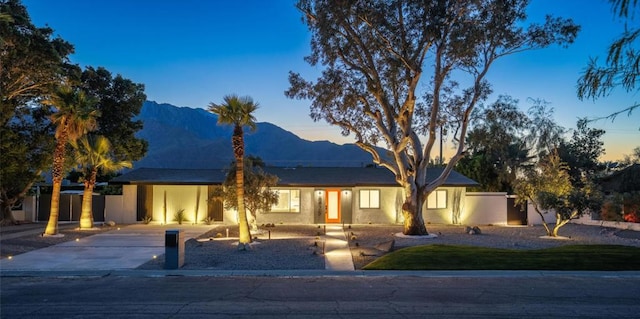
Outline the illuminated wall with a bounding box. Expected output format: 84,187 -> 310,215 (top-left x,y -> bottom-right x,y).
152,185 -> 208,224
421,187 -> 462,224
527,202 -> 557,225
462,192 -> 508,225
110,184 -> 577,226
353,187 -> 403,224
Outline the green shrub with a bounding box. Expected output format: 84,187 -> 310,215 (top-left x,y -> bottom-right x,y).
173,209 -> 187,225
601,196 -> 623,221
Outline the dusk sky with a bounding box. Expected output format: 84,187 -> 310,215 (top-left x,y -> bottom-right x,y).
23,0 -> 639,162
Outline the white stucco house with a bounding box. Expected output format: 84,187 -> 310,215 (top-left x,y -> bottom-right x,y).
108,166 -> 482,226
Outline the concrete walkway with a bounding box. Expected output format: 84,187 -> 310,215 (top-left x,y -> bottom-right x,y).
0,224 -> 355,272
323,225 -> 355,271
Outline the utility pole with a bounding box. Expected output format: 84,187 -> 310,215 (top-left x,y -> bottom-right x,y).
439,125 -> 443,165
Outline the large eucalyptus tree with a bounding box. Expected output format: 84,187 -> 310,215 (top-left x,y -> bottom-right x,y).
287,0 -> 579,235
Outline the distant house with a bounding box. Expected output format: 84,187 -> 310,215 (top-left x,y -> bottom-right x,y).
109,167 -> 480,225
599,164 -> 640,195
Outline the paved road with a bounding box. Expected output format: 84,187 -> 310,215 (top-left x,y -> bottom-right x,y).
2,272 -> 640,318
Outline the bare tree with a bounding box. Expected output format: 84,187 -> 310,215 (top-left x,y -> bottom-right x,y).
287,0 -> 578,235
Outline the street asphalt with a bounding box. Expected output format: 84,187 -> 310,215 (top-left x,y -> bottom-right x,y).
2,223 -> 640,318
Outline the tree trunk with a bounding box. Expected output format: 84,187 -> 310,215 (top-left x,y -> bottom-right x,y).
552,224 -> 560,237
401,189 -> 428,236
1,174 -> 40,225
44,180 -> 62,235
44,136 -> 67,236
194,186 -> 201,225
79,168 -> 97,229
0,190 -> 17,225
552,211 -> 577,237
233,126 -> 251,246
531,201 -> 553,237
1,204 -> 17,225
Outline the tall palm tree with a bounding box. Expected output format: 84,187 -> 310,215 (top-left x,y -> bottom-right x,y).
208,95 -> 258,248
72,135 -> 132,229
43,85 -> 99,236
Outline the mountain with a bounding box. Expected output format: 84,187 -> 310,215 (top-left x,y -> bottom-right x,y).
133,101 -> 377,169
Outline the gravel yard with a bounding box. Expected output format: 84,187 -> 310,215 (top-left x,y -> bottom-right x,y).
137,224 -> 326,270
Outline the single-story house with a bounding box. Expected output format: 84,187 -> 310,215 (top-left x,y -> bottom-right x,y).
109,166 -> 481,225
599,164 -> 640,195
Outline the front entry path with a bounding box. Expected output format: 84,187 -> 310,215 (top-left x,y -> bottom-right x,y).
324,225 -> 355,271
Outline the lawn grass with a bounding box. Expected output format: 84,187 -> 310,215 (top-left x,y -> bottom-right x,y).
362,244 -> 640,270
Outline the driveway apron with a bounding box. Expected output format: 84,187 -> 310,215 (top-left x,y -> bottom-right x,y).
0,225 -> 207,271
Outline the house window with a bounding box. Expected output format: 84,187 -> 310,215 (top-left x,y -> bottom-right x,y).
427,189 -> 447,209
359,189 -> 380,209
272,189 -> 300,212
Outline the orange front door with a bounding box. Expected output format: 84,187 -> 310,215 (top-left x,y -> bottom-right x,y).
325,190 -> 341,223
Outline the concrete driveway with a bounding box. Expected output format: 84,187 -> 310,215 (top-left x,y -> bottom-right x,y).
0,224 -> 209,271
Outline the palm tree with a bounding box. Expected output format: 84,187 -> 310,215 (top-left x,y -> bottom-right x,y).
72,135 -> 132,229
208,95 -> 258,248
43,85 -> 99,236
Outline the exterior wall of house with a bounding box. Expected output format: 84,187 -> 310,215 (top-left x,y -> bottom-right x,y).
12,196 -> 36,222
462,192 -> 508,226
104,194 -> 138,224
105,184 -> 555,227
104,194 -> 123,222
527,202 -> 557,225
422,187 -> 464,224
122,185 -> 137,223
352,187 -> 403,224
257,188 -> 315,225
151,185 -> 209,224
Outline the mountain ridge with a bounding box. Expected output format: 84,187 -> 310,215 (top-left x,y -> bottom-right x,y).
133,101 -> 376,169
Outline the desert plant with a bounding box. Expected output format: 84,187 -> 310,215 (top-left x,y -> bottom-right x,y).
142,215 -> 153,224
202,216 -> 215,225
173,209 -> 186,225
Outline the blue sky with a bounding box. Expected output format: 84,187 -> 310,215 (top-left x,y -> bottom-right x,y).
23,0 -> 639,161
